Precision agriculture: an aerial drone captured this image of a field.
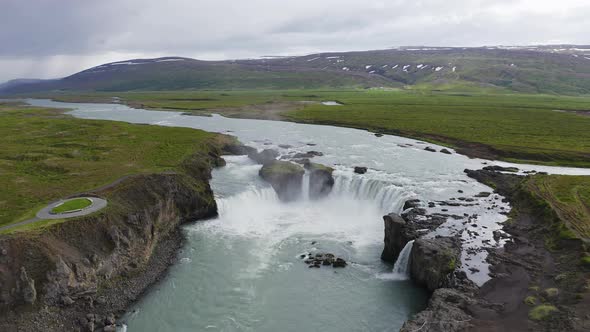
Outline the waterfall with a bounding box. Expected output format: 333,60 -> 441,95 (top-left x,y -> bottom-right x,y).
330,174 -> 410,214
217,187 -> 278,215
301,171 -> 310,201
391,240 -> 414,279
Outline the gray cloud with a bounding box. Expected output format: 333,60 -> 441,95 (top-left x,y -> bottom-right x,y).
0,0 -> 589,81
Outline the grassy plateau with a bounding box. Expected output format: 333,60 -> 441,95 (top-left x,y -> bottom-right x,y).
0,102 -> 221,228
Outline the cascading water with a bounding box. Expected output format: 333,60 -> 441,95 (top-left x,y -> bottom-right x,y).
25,98 -> 589,331
330,172 -> 411,214
301,171 -> 310,201
391,240 -> 415,279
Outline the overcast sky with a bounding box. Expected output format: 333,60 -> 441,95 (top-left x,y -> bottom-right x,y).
1,0 -> 589,81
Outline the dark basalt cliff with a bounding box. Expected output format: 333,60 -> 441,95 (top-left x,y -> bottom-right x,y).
0,140 -> 238,331
399,170 -> 590,332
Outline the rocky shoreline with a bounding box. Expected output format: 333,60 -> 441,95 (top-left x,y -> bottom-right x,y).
396,169 -> 590,332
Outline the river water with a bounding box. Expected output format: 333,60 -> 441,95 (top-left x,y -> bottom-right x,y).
23,99 -> 590,332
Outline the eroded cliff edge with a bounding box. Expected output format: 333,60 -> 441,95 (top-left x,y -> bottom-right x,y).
396,169 -> 590,332
0,137 -> 243,331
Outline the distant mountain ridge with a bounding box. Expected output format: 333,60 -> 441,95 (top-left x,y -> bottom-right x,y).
2,45 -> 590,95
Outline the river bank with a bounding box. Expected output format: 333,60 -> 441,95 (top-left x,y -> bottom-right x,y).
400,169 -> 590,332
36,90 -> 590,168
0,103 -> 251,330
6,98 -> 590,331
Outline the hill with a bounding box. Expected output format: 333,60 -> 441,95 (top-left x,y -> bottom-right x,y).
2,46 -> 590,94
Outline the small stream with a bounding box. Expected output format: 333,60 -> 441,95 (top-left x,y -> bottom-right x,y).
23,99 -> 590,332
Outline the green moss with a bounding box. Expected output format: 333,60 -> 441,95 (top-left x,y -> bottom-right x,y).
260,161 -> 304,177
543,288 -> 559,299
524,296 -> 538,306
558,226 -> 578,240
305,162 -> 334,173
529,305 -> 558,321
581,256 -> 590,267
447,257 -> 457,271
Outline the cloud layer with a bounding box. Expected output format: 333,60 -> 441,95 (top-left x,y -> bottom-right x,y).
1,0 -> 589,81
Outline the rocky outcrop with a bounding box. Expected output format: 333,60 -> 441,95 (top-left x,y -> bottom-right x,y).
381,201 -> 447,263
248,148 -> 279,164
16,267 -> 36,305
300,253 -> 347,268
222,143 -> 256,156
381,213 -> 408,262
400,287 -> 475,332
259,161 -> 304,201
354,166 -> 367,174
402,199 -> 422,211
440,148 -> 452,155
0,142 -> 234,331
410,236 -> 461,292
482,165 -> 519,173
304,162 -> 334,199
291,150 -> 323,159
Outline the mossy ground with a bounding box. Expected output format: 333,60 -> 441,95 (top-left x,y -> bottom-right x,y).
0,102 -> 222,228
528,305 -> 559,321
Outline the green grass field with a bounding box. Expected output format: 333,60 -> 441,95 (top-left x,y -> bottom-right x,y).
525,175 -> 590,239
0,102 -> 222,227
50,198 -> 92,214
47,89 -> 590,167
284,90 -> 590,167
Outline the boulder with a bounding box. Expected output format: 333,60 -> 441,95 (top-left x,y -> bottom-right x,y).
259,161 -> 304,201
223,143 -> 256,156
248,149 -> 279,165
332,258 -> 347,268
483,165 -> 519,173
381,213 -> 408,263
403,199 -> 421,211
304,162 -> 335,199
353,166 -> 368,174
410,236 -> 461,292
440,148 -> 452,154
291,151 -> 324,159
425,147 -> 437,152
381,209 -> 448,263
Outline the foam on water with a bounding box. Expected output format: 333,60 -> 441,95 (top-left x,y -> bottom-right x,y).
18,98 -> 590,331
377,240 -> 415,281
